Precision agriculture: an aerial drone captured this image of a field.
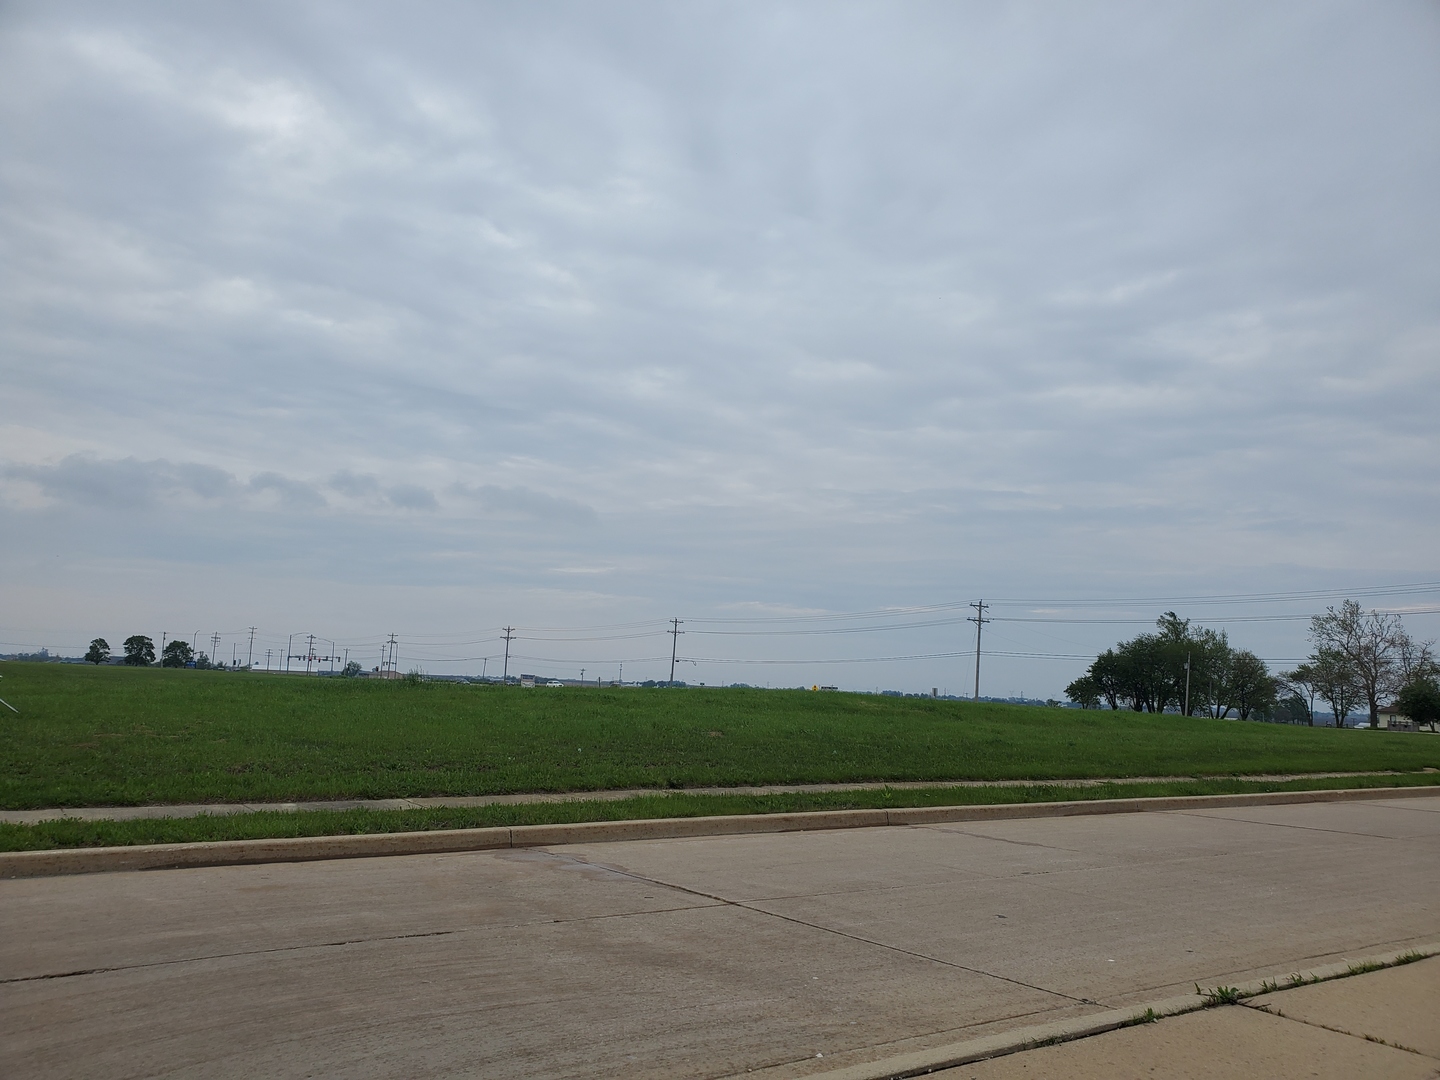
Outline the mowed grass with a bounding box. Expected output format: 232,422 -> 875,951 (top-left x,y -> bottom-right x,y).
2,662 -> 1438,810
4,774 -> 1439,852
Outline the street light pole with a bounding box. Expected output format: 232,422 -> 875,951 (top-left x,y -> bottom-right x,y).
1184,653 -> 1192,716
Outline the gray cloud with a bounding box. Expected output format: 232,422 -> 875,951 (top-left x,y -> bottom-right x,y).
248,472 -> 326,510
327,470 -> 381,498
450,483 -> 596,525
4,455 -> 239,509
1,2 -> 1438,692
386,483 -> 438,511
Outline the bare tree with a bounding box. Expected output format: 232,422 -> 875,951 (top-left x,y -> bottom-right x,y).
1309,600 -> 1434,726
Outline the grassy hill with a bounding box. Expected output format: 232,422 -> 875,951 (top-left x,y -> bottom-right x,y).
2,662 -> 1436,809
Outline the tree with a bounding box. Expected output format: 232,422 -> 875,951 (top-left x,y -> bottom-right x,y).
1396,678 -> 1440,731
121,635 -> 155,666
1070,615 -> 1249,716
84,638 -> 110,665
1274,692 -> 1311,725
1307,647 -> 1363,729
1281,662 -> 1321,726
1064,673 -> 1101,709
1309,601 -> 1436,727
162,640 -> 194,668
341,660 -> 362,678
1089,649 -> 1125,710
1227,650 -> 1277,720
194,652 -> 212,670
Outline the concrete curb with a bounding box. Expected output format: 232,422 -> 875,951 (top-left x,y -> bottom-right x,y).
772,941 -> 1440,1080
2,784 -> 1437,879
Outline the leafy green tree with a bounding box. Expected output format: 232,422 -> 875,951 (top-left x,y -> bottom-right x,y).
1281,663 -> 1322,725
84,638 -> 110,665
1306,647 -> 1363,728
342,660 -> 362,678
1064,673 -> 1101,709
1274,692 -> 1311,725
1089,649 -> 1125,709
121,635 -> 155,666
1396,678 -> 1440,730
162,640 -> 194,668
1227,650 -> 1277,720
194,652 -> 212,670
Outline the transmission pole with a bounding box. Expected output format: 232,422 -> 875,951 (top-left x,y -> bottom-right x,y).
968,600 -> 990,702
247,627 -> 256,670
501,627 -> 514,685
668,618 -> 684,685
385,633 -> 398,677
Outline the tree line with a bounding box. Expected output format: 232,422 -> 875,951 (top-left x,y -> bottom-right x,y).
1065,602 -> 1439,728
84,636 -> 235,670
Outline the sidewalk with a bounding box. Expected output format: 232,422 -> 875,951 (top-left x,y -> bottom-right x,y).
0,769 -> 1424,824
940,955 -> 1440,1079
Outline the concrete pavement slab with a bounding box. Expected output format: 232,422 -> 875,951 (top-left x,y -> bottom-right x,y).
931,1004 -> 1438,1080
1177,799 -> 1440,839
3,886 -> 1069,1080
3,797 -> 1439,1079
1249,955 -> 1440,1060
0,846 -> 725,980
581,802 -> 1440,1004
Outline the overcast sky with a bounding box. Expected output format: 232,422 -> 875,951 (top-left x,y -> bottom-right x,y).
2,1 -> 1438,692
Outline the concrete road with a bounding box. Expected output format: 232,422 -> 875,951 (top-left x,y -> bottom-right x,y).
3,796 -> 1438,1079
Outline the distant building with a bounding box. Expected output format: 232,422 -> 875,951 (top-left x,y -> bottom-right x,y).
1379,702 -> 1439,733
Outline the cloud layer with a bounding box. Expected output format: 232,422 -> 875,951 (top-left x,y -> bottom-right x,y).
2,1 -> 1438,690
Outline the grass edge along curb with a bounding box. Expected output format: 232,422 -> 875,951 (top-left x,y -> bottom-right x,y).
781,942 -> 1440,1080
2,783 -> 1437,879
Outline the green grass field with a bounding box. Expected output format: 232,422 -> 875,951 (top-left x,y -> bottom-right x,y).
3,662 -> 1437,810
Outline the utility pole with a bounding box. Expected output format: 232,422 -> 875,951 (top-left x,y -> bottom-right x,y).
1184,652 -> 1192,716
266,648 -> 272,671
385,634 -> 398,677
211,632 -> 221,668
305,633 -> 316,674
247,627 -> 256,669
501,627 -> 514,685
580,667 -> 585,687
231,642 -> 237,668
159,631 -> 166,669
968,600 -> 990,702
286,633 -> 293,673
668,618 -> 683,685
